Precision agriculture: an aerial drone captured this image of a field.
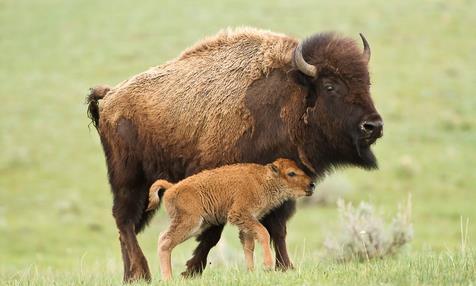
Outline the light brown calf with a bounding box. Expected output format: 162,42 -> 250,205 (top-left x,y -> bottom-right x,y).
146,158 -> 315,280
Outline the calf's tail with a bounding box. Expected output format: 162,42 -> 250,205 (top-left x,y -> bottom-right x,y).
146,180 -> 174,211
86,85 -> 111,129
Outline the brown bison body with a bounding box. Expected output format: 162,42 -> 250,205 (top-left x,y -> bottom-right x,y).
87,27 -> 383,282
147,159 -> 314,280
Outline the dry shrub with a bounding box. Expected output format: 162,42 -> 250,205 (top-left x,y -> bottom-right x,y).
323,195 -> 413,262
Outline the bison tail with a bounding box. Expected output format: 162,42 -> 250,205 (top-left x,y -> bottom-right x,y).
86,85 -> 110,129
146,179 -> 173,211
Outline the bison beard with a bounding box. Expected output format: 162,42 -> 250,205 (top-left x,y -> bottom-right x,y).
353,139 -> 378,170
87,27 -> 382,282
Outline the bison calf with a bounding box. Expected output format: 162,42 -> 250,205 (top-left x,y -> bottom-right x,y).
146,158 -> 315,280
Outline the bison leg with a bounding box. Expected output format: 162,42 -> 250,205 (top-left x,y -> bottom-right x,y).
261,199 -> 297,271
180,224 -> 224,277
113,192 -> 151,283
100,119 -> 153,282
109,165 -> 151,282
118,230 -> 131,280
116,222 -> 151,282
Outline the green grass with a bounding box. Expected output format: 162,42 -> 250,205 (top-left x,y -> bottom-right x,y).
3,253 -> 475,286
0,0 -> 475,285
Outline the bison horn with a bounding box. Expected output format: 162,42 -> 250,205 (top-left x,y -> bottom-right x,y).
359,33 -> 371,63
293,42 -> 317,77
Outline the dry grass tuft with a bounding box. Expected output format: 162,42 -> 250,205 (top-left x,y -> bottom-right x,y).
323,195 -> 413,262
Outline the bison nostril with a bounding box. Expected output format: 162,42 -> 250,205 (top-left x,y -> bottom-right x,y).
309,183 -> 315,189
363,123 -> 375,131
360,120 -> 383,135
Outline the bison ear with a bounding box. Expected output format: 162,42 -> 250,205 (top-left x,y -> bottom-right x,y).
269,163 -> 279,176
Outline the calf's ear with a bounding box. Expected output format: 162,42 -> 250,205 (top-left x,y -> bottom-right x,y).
268,163 -> 279,175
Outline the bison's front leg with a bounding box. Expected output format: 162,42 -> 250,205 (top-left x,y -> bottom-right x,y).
261,199 -> 296,271
181,224 -> 225,277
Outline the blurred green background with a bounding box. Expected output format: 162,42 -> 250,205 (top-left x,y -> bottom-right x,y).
0,0 -> 474,284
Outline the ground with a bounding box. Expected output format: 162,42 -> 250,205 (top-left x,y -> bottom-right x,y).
0,0 -> 475,285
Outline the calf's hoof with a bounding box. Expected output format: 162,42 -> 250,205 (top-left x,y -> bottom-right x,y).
263,262 -> 274,272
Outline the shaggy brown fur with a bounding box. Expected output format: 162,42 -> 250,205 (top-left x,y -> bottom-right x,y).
146,159 -> 314,280
86,27 -> 383,282
97,28 -> 297,172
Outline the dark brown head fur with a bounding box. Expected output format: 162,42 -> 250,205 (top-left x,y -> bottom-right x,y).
291,33 -> 383,172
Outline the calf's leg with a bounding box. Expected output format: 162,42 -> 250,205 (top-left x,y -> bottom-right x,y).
159,216 -> 201,281
239,230 -> 255,271
253,223 -> 273,270
229,210 -> 273,270
261,200 -> 296,271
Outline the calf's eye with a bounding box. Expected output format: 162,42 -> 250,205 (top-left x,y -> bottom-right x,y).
287,172 -> 296,177
325,85 -> 334,92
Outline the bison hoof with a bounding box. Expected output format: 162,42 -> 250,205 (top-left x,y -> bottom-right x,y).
275,262 -> 295,272
180,269 -> 202,279
123,271 -> 151,284
124,260 -> 151,283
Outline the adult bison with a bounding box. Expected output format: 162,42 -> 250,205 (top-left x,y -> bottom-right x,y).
87,27 -> 383,282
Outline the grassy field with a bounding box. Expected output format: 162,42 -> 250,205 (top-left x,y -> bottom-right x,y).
1,0 -> 475,285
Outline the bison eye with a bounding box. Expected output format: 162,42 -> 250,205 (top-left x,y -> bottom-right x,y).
287,171 -> 296,177
325,85 -> 334,92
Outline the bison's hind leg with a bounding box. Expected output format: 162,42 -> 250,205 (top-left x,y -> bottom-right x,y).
111,176 -> 152,282
135,205 -> 158,233
100,123 -> 152,282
